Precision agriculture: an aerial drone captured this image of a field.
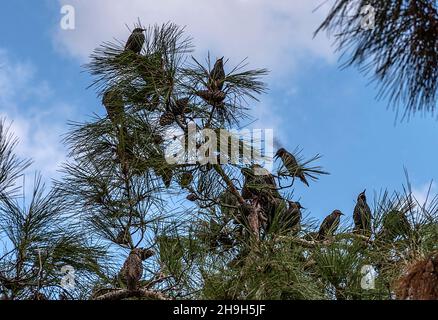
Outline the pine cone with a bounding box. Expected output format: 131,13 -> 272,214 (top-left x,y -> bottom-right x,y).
159,112 -> 175,126
196,90 -> 226,105
174,98 -> 190,115
187,193 -> 198,202
115,230 -> 132,246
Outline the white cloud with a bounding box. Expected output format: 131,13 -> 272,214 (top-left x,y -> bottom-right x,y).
0,51 -> 69,181
412,181 -> 436,207
53,1 -> 334,135
54,0 -> 334,76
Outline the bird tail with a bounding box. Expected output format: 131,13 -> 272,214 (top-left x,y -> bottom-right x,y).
300,174 -> 310,187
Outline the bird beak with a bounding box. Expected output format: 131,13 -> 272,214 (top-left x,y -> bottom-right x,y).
363,189 -> 366,194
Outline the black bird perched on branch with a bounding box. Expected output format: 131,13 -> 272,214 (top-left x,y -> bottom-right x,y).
275,148 -> 309,187
125,28 -> 146,54
120,248 -> 144,291
318,210 -> 343,240
241,165 -> 283,233
283,201 -> 303,234
270,200 -> 303,234
208,57 -> 225,91
241,164 -> 281,200
353,190 -> 372,236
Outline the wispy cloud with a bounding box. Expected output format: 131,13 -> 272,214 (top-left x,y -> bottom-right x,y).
0,50 -> 71,181
53,1 -> 334,132
412,181 -> 436,207
54,0 -> 334,76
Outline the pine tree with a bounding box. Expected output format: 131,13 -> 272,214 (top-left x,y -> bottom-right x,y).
315,0 -> 438,118
0,119 -> 106,300
1,20 -> 437,300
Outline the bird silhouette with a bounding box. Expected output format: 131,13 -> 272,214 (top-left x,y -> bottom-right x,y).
209,57 -> 225,91
353,190 -> 372,235
125,28 -> 146,54
241,164 -> 280,200
120,248 -> 144,291
271,200 -> 303,234
318,210 -> 343,240
283,201 -> 303,234
275,148 -> 309,187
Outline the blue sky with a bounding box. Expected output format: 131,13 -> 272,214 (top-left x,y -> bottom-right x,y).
1,0 -> 437,224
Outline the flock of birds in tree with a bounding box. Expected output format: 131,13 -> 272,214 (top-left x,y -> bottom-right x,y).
103,28 -> 410,292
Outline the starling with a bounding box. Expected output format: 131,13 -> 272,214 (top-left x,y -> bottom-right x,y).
102,88 -> 124,124
125,28 -> 146,54
208,57 -> 225,91
378,209 -> 410,241
353,190 -> 373,235
120,248 -> 143,291
241,164 -> 281,200
282,201 -> 303,234
275,148 -> 309,187
318,210 -> 344,240
241,165 -> 283,232
267,200 -> 303,234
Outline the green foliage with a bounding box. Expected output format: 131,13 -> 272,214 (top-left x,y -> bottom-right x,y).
1,20 -> 437,301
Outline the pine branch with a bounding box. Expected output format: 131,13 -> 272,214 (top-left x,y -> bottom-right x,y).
94,288 -> 170,300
